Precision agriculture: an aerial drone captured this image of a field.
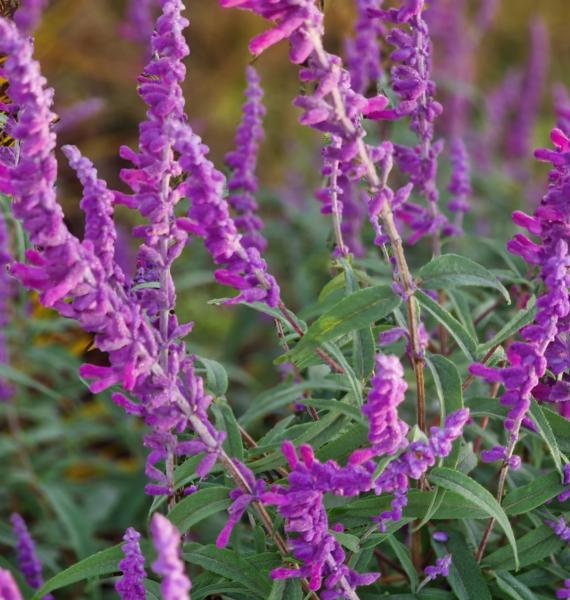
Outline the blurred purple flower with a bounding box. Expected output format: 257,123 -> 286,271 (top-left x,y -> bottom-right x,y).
116,528 -> 147,600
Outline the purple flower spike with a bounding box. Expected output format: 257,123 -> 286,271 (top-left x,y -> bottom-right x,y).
225,66 -> 267,253
472,129 -> 570,450
345,0 -> 384,94
445,137 -> 471,236
116,528 -> 147,600
10,514 -> 51,597
121,0 -> 158,44
13,0 -> 48,34
150,514 -> 191,600
0,569 -> 23,600
362,354 -> 409,456
424,554 -> 452,581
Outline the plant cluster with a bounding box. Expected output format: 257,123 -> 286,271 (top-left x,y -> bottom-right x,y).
0,0 -> 569,599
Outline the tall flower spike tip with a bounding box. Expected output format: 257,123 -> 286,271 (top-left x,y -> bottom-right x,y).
13,0 -> 48,34
116,528 -> 147,600
10,514 -> 52,598
0,568 -> 23,600
121,0 -> 157,44
150,514 -> 192,600
345,0 -> 384,95
225,65 -> 267,253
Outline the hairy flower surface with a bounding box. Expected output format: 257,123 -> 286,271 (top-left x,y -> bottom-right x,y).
0,568 -> 23,600
10,514 -> 51,597
150,513 -> 192,600
116,527 -> 147,600
225,66 -> 267,253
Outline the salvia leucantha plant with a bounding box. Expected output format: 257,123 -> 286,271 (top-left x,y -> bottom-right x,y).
0,0 -> 569,598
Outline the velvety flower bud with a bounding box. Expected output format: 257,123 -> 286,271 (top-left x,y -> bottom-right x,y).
116,528 -> 147,600
0,569 -> 23,600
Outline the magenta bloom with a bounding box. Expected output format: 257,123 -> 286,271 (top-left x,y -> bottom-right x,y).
471,128 -> 570,441
10,514 -> 52,598
225,66 -> 267,253
0,211 -> 13,401
150,514 -> 191,600
362,354 -> 409,456
116,528 -> 147,600
424,554 -> 452,581
0,569 -> 23,600
13,0 -> 48,34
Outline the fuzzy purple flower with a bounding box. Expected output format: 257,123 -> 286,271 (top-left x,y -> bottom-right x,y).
150,513 -> 191,600
471,129 -> 570,446
372,409 -> 469,530
13,0 -> 47,34
10,514 -> 51,597
0,569 -> 23,600
345,0 -> 384,95
362,354 -> 409,456
225,66 -> 267,253
116,527 -> 147,600
507,21 -> 549,162
423,554 -> 451,581
263,441 -> 379,598
554,84 -> 570,136
444,137 -> 471,236
121,0 -> 158,45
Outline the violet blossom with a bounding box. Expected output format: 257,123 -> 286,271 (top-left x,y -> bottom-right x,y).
372,0 -> 447,248
558,579 -> 570,599
225,65 -> 267,253
444,137 -> 471,236
345,0 -> 384,95
0,569 -> 23,600
554,83 -> 570,136
470,128 -> 570,450
263,441 -> 379,598
116,527 -> 147,600
13,0 -> 47,34
10,514 -> 52,598
150,513 -> 191,600
362,354 -> 409,456
121,0 -> 158,45
372,409 -> 470,530
506,21 -> 549,163
423,554 -> 451,582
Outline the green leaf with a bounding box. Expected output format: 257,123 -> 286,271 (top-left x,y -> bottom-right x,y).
502,471 -> 565,515
288,286 -> 400,362
183,546 -> 275,599
353,326 -> 375,380
214,402 -> 244,462
429,468 -> 519,570
31,545 -> 123,599
420,355 -> 464,529
168,487 -> 231,533
41,484 -> 95,559
541,405 -> 570,453
416,290 -> 478,360
196,356 -> 229,397
494,571 -> 539,600
482,524 -> 563,571
332,489 -> 489,521
386,536 -> 418,591
529,399 -> 563,474
477,297 -> 536,354
435,529 -> 492,600
418,254 -> 510,303
239,380 -> 349,426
